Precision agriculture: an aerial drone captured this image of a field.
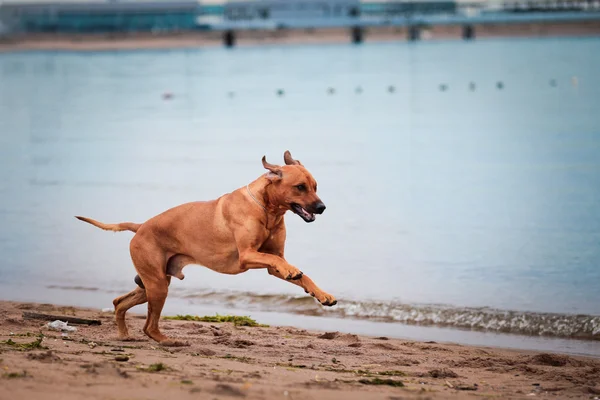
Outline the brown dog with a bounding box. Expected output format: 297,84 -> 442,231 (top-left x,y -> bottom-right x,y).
76,151 -> 336,346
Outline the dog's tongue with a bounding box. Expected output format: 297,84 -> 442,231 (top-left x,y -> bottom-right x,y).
300,208 -> 315,221
292,204 -> 315,221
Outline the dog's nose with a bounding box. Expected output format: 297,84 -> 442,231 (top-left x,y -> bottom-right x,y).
314,202 -> 326,214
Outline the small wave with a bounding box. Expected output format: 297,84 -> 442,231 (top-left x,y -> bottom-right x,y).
173,289 -> 600,340
47,285 -> 600,340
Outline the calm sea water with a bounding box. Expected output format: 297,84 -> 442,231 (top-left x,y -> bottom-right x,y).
1,38 -> 599,354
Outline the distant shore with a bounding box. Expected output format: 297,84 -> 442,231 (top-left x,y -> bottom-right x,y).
1,300 -> 600,399
1,20 -> 599,52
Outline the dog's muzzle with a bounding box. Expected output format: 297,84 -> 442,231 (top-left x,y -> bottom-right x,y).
291,201 -> 326,223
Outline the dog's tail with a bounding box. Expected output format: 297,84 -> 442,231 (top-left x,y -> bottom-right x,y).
75,216 -> 140,233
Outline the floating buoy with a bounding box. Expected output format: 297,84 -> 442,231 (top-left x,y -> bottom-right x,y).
469,82 -> 476,91
496,81 -> 504,90
439,84 -> 448,92
227,91 -> 235,98
276,89 -> 285,96
550,79 -> 557,87
327,87 -> 335,95
355,86 -> 363,94
387,85 -> 395,93
162,92 -> 173,100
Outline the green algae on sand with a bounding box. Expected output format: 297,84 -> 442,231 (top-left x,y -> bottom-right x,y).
164,314 -> 268,327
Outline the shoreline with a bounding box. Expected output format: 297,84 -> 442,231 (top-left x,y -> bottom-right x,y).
1,300 -> 599,399
1,21 -> 599,52
1,283 -> 599,358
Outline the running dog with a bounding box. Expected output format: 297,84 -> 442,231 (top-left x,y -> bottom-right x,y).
76,151 -> 336,346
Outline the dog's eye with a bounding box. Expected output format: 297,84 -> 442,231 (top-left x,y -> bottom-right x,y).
295,184 -> 307,192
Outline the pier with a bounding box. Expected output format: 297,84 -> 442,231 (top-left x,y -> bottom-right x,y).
1,0 -> 600,46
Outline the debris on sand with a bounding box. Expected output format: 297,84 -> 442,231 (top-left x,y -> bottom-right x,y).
318,332 -> 339,340
358,378 -> 404,387
377,371 -> 406,377
455,383 -> 478,391
114,355 -> 129,362
23,312 -> 100,326
428,368 -> 458,378
1,335 -> 46,351
47,320 -> 77,332
164,314 -> 268,327
138,363 -> 168,372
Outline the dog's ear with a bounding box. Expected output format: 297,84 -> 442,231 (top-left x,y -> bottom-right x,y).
283,150 -> 302,166
262,156 -> 283,179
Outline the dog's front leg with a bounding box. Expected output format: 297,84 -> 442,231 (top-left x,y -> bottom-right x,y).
239,250 -> 304,280
267,269 -> 337,307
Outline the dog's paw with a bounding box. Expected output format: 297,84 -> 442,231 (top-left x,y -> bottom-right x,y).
311,291 -> 337,307
323,299 -> 337,307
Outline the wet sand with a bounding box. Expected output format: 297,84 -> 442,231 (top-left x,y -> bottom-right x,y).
1,300 -> 599,399
0,21 -> 599,52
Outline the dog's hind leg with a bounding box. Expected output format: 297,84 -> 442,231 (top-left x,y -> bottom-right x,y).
130,236 -> 187,347
113,287 -> 147,340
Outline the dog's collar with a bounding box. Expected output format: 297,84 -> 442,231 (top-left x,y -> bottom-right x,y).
246,184 -> 267,213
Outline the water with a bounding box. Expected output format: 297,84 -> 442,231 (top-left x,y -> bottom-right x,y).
1,38 -> 600,354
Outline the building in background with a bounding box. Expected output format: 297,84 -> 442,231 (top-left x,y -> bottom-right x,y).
223,0 -> 361,21
210,0 -> 362,29
0,0 -> 198,34
361,0 -> 457,17
1,0 -> 600,35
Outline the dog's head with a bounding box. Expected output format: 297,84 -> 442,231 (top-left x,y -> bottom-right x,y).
262,151 -> 325,223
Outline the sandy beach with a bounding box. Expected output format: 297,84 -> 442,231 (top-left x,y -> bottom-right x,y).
1,300 -> 599,400
0,21 -> 599,52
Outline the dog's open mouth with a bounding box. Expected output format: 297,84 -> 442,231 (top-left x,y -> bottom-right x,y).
291,203 -> 315,223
